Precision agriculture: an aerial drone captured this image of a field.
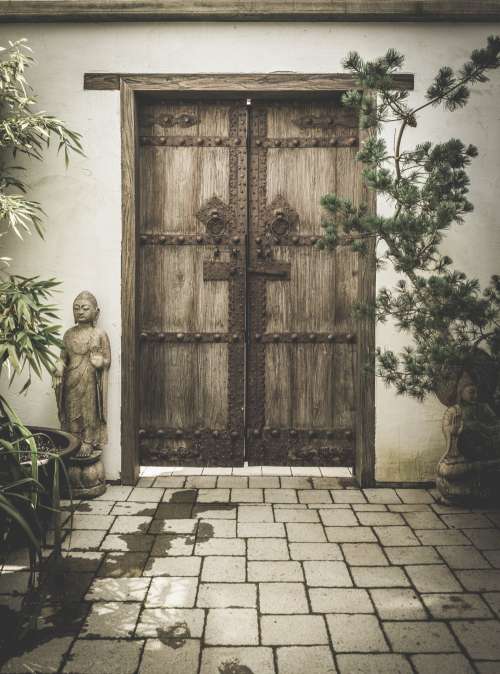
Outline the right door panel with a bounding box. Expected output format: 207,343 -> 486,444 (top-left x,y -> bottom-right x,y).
246,99 -> 363,466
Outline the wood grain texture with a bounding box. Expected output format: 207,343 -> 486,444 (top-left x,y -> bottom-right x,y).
139,146 -> 229,233
267,248 -> 336,333
140,101 -> 230,137
139,246 -> 229,332
4,1 -> 499,22
84,72 -> 414,92
246,99 -> 365,468
121,80 -> 140,485
139,343 -> 228,428
267,148 -> 337,235
136,99 -> 246,467
265,343 -> 332,428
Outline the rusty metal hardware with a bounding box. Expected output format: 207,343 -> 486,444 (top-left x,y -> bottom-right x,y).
247,262 -> 291,280
196,196 -> 232,236
255,332 -> 356,343
139,331 -> 240,343
264,195 -> 299,238
203,261 -> 234,281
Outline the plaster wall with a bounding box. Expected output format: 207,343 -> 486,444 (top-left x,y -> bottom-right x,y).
1,21 -> 499,482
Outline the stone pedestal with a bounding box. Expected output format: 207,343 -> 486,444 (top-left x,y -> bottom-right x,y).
436,454 -> 500,505
67,450 -> 106,499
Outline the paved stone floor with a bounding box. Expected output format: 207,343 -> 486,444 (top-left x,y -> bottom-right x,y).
1,466 -> 500,673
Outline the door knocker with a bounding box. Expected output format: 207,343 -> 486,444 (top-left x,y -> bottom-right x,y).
196,196 -> 233,238
264,195 -> 299,240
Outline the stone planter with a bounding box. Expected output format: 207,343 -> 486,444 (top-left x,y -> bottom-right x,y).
436,453 -> 500,505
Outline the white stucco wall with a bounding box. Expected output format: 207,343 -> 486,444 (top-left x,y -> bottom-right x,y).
1,21 -> 499,482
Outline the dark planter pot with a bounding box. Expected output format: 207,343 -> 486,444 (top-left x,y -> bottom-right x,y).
1,427 -> 80,553
21,426 -> 81,516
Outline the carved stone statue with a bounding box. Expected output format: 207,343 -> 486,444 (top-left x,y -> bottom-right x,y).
437,368 -> 500,504
53,291 -> 111,498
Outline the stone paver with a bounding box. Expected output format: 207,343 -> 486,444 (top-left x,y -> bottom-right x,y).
337,654 -> 412,673
143,555 -> 201,577
238,505 -> 274,522
450,619 -> 500,659
98,552 -> 148,577
81,601 -> 141,637
385,546 -> 441,565
248,561 -> 303,582
2,637 -> 74,674
303,560 -> 352,587
327,614 -> 389,652
455,569 -> 500,591
202,556 -> 246,582
286,522 -> 327,542
309,587 -> 373,613
326,527 -> 376,543
200,646 -> 275,674
370,588 -> 426,620
261,614 -> 329,645
85,577 -> 150,602
139,639 -> 200,674
351,566 -> 410,588
205,608 -> 259,645
421,592 -> 493,619
136,607 -> 204,637
146,576 -> 198,607
410,654 -> 475,674
289,542 -> 342,560
197,582 -> 256,607
238,522 -> 285,538
342,543 -> 388,565
405,564 -> 462,593
5,478 -> 500,674
384,621 -> 459,653
274,508 -> 320,522
63,639 -> 143,674
247,537 -> 289,560
259,582 -> 309,614
277,646 -> 336,674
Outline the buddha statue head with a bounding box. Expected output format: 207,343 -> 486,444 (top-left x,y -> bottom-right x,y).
73,291 -> 100,327
457,371 -> 479,404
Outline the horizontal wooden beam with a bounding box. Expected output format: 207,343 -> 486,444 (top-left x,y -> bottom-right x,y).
84,72 -> 414,92
1,1 -> 499,22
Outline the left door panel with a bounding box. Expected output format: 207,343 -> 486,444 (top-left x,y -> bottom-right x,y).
137,99 -> 247,466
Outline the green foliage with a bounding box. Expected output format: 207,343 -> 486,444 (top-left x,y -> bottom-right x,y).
319,36 -> 500,402
0,275 -> 62,393
0,40 -> 83,244
0,40 -> 81,569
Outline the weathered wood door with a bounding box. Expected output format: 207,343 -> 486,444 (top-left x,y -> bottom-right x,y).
137,96 -> 368,467
138,99 -> 247,466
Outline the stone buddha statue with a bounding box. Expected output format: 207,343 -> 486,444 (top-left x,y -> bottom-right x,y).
442,371 -> 500,462
439,368 -> 500,503
53,291 -> 111,459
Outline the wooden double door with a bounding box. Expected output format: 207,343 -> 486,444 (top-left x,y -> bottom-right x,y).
137,96 -> 369,467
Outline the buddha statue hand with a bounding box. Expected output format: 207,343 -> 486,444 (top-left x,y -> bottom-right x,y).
89,347 -> 104,369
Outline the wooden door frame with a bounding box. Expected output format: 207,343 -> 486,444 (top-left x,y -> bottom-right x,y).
111,72 -> 414,485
